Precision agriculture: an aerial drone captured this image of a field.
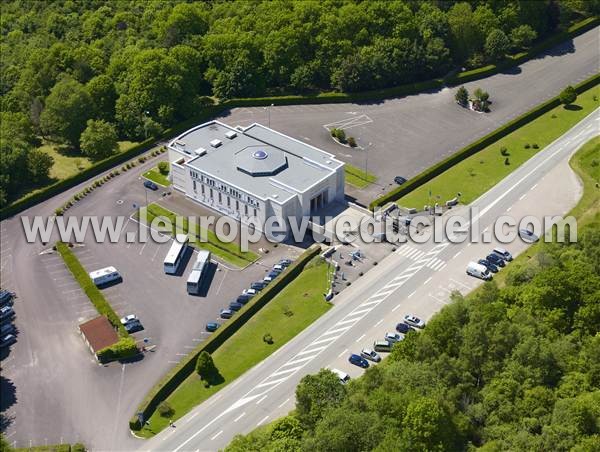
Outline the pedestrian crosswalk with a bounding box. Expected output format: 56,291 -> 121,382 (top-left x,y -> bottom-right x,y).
397,246 -> 446,271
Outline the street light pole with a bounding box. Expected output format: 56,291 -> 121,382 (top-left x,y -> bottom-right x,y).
366,142 -> 371,180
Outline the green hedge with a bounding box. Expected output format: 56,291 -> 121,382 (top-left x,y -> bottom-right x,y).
369,73 -> 600,210
447,17 -> 599,85
97,336 -> 138,362
2,17 -> 596,220
56,241 -> 128,337
14,443 -> 86,452
129,244 -> 321,430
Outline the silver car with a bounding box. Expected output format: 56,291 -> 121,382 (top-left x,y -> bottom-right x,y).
403,314 -> 426,329
361,348 -> 381,362
384,332 -> 403,343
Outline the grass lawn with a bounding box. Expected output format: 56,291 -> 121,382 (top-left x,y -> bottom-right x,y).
142,164 -> 171,187
43,140 -> 138,181
138,203 -> 258,268
139,257 -> 333,437
397,87 -> 599,208
345,163 -> 377,188
492,136 -> 600,288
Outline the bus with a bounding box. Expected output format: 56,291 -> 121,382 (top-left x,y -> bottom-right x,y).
187,250 -> 211,294
164,234 -> 189,275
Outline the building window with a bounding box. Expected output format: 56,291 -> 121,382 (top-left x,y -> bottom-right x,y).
193,180 -> 197,191
254,208 -> 257,217
201,184 -> 205,195
227,196 -> 230,207
236,200 -> 239,211
210,188 -> 213,198
244,205 -> 248,215
218,192 -> 222,203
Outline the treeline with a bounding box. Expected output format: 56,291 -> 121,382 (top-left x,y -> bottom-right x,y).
226,223 -> 600,451
0,1 -> 596,204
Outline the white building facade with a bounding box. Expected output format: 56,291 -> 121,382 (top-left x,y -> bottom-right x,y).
167,121 -> 345,236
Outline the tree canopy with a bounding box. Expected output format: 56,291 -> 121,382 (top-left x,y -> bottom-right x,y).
224,219 -> 600,451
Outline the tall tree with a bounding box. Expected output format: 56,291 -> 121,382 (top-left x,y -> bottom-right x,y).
79,120 -> 118,161
39,78 -> 93,147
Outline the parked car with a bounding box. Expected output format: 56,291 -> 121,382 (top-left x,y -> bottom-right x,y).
272,264 -> 284,272
0,306 -> 15,321
278,259 -> 292,267
373,340 -> 393,352
331,368 -> 350,384
125,319 -> 144,334
0,323 -> 15,336
486,253 -> 506,267
361,348 -> 381,362
220,309 -> 234,319
206,322 -> 220,332
243,288 -> 257,297
143,180 -> 158,190
467,261 -> 493,280
394,176 -> 407,185
519,228 -> 539,243
403,314 -> 426,329
478,259 -> 499,273
492,247 -> 513,261
236,294 -> 251,304
395,323 -> 415,334
0,333 -> 16,348
229,302 -> 243,311
349,353 -> 369,368
120,314 -> 137,325
384,332 -> 403,343
250,281 -> 267,291
0,290 -> 14,307
267,271 -> 280,278
263,275 -> 274,283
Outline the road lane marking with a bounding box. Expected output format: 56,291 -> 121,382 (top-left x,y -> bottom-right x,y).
270,366 -> 302,378
392,304 -> 402,312
210,430 -> 223,441
407,290 -> 416,298
375,319 -> 384,327
530,183 -> 538,190
519,194 -> 526,201
424,277 -> 432,285
257,416 -> 269,426
284,356 -> 315,367
338,348 -> 348,358
320,325 -> 353,337
453,251 -> 462,259
234,412 -> 245,422
295,345 -> 327,357
278,398 -> 290,408
355,334 -> 366,343
256,395 -> 268,405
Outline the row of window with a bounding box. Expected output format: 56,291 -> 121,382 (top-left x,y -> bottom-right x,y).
192,180 -> 258,217
191,170 -> 259,207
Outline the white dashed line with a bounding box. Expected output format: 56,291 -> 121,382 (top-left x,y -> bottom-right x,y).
519,194 -> 526,201
453,251 -> 462,259
355,334 -> 366,343
278,398 -> 290,409
337,348 -> 348,358
210,430 -> 223,441
234,412 -> 245,422
257,416 -> 269,426
392,304 -> 402,312
407,290 -> 416,298
423,277 -> 432,285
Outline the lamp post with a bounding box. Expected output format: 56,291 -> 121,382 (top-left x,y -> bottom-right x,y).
264,103 -> 274,127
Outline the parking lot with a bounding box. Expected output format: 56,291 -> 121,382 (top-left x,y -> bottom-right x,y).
216,27 -> 599,205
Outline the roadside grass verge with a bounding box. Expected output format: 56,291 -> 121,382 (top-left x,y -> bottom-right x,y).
138,257 -> 332,437
138,203 -> 258,268
396,87 -> 599,209
55,242 -> 127,336
142,164 -> 171,187
491,136 -> 600,288
14,443 -> 86,452
345,163 -> 377,188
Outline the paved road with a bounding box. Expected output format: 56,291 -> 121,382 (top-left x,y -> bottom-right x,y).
141,110 -> 599,451
217,27 -> 599,204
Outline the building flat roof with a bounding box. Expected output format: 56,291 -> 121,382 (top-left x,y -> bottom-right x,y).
79,316 -> 119,354
169,121 -> 343,203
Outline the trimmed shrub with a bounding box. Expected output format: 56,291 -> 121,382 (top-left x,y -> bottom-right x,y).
97,337 -> 138,363
263,333 -> 274,344
532,143 -> 539,149
500,147 -> 509,156
524,143 -> 531,149
157,401 -> 175,418
55,208 -> 64,216
158,161 -> 169,175
347,136 -> 357,147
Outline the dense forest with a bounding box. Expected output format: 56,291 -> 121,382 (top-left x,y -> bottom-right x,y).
0,0 -> 597,204
225,220 -> 600,451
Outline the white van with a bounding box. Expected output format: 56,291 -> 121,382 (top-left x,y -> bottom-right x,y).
331,368 -> 350,384
466,262 -> 492,281
89,266 -> 122,287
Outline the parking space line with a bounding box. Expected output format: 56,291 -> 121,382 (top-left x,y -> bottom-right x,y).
337,348 -> 348,358
210,430 -> 223,441
392,304 -> 402,312
449,278 -> 472,290
234,412 -> 246,422
423,277 -> 432,285
278,398 -> 290,409
374,319 -> 384,327
355,333 -> 366,343
256,395 -> 268,405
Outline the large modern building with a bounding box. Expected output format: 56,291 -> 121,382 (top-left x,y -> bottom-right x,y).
167,120 -> 345,235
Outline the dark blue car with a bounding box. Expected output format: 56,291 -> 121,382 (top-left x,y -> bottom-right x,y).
349,353 -> 369,368
478,259 -> 499,273
395,323 -> 415,334
229,302 -> 243,311
486,254 -> 505,267
236,294 -> 251,304
206,322 -> 220,332
143,180 -> 158,191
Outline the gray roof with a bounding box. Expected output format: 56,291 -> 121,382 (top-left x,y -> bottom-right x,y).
169,121 -> 343,203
